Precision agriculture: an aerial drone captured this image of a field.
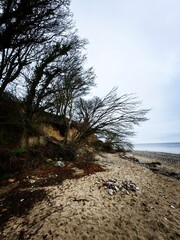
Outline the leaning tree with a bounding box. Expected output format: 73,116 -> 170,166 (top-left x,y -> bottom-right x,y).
0,0 -> 72,96
74,88 -> 149,150
49,41 -> 96,144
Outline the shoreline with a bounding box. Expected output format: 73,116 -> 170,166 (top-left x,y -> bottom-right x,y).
131,150 -> 180,164
126,150 -> 180,180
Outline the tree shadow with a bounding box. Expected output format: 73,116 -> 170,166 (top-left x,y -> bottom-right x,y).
0,160 -> 105,229
0,188 -> 47,229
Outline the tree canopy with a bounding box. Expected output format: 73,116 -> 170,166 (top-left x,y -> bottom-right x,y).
0,0 -> 72,96
74,88 -> 149,150
0,0 -> 149,154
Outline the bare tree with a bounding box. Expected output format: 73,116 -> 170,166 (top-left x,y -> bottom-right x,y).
20,34 -> 93,145
50,47 -> 96,144
0,0 -> 72,96
23,35 -> 87,120
74,88 -> 149,150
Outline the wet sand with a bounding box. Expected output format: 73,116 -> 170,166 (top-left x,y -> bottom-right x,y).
0,152 -> 180,239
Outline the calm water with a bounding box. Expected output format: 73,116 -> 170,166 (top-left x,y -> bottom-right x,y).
134,142 -> 180,154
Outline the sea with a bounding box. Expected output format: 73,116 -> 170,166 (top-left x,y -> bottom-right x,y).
134,142 -> 180,154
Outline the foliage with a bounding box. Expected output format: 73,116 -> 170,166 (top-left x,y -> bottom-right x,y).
11,147 -> 28,157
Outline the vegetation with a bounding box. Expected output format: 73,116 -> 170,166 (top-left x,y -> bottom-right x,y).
0,0 -> 149,175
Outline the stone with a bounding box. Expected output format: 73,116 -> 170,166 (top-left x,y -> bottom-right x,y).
8,178 -> 15,183
46,158 -> 53,163
29,179 -> 36,184
103,179 -> 138,195
55,161 -> 65,167
108,189 -> 114,196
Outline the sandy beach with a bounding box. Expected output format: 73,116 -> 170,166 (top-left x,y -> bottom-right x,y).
0,151 -> 180,240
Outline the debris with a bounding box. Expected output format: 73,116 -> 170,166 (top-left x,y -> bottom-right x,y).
103,179 -> 139,196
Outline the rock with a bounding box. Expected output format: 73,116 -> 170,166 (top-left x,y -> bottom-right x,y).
8,178 -> 15,183
170,205 -> 175,209
55,161 -> 65,167
128,182 -> 137,191
108,189 -> 114,196
29,179 -> 36,184
103,181 -> 114,188
46,158 -> 53,163
114,186 -> 119,192
103,179 -> 138,195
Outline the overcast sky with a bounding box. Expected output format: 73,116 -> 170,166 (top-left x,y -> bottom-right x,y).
71,0 -> 180,143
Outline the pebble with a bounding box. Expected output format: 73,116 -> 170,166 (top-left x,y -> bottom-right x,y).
29,179 -> 36,184
103,179 -> 139,196
108,189 -> 114,196
55,161 -> 65,167
46,158 -> 53,163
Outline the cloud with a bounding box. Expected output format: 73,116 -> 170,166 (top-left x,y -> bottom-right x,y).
71,0 -> 180,143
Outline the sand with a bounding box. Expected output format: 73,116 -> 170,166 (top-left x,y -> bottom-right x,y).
0,152 -> 180,240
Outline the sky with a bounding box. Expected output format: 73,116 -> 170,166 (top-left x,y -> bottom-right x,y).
70,0 -> 180,144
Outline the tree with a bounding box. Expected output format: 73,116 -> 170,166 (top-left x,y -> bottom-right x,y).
74,88 -> 149,150
23,41 -> 70,126
23,35 -> 88,121
49,45 -> 96,144
20,33 -> 95,146
20,39 -> 71,145
0,0 -> 71,96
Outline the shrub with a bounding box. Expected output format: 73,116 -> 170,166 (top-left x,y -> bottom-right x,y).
11,147 -> 28,157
